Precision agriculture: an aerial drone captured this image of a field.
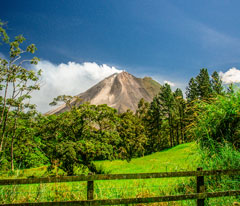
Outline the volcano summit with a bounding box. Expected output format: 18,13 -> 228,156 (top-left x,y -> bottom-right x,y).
46,71 -> 161,114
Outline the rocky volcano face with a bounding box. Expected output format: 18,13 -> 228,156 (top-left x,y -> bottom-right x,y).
46,71 -> 161,114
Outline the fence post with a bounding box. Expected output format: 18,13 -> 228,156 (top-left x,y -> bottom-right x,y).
87,173 -> 94,200
197,167 -> 205,206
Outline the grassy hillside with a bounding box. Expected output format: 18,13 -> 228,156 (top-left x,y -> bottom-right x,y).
0,142 -> 198,179
0,142 -> 200,205
95,142 -> 198,174
92,142 -> 199,204
140,76 -> 162,97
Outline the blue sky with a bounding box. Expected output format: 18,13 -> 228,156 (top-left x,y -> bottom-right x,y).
1,0 -> 240,112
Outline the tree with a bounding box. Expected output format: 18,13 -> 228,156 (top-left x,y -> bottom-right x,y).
173,88 -> 186,144
41,103 -> 122,175
0,20 -> 41,171
147,93 -> 165,151
117,110 -> 147,161
196,68 -> 212,100
185,69 -> 213,142
187,91 -> 240,150
211,71 -> 224,95
2,111 -> 48,170
49,95 -> 82,111
186,77 -> 198,102
159,83 -> 175,147
136,98 -> 149,120
146,83 -> 175,150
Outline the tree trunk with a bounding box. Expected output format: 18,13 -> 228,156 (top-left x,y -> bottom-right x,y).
11,105 -> 20,171
11,136 -> 14,171
180,108 -> 185,143
0,107 -> 10,152
169,113 -> 173,147
176,122 -> 179,145
0,77 -> 10,125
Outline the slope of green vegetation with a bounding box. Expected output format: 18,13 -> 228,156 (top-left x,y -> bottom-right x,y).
95,142 -> 198,174
0,142 -> 197,179
141,76 -> 162,97
0,143 -> 199,205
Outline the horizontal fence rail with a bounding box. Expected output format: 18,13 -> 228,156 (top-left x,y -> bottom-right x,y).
1,191 -> 240,206
0,168 -> 239,206
0,169 -> 240,185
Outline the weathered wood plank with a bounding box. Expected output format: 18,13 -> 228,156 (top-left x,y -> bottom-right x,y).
0,169 -> 239,185
87,180 -> 94,200
1,190 -> 240,206
197,168 -> 205,206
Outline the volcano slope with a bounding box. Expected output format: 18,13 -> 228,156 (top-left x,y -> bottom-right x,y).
46,71 -> 161,114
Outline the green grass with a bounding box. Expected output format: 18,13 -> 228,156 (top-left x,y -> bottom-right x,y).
0,142 -> 198,179
1,142 -> 238,205
95,142 -> 198,174
92,143 -> 199,203
0,142 -> 201,205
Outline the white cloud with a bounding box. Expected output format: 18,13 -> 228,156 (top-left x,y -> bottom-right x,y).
164,80 -> 175,87
219,67 -> 240,84
30,60 -> 122,113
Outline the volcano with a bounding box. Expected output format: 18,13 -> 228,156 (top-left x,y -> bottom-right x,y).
46,71 -> 161,114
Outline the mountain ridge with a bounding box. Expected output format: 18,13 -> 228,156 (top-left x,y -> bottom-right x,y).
46,71 -> 161,114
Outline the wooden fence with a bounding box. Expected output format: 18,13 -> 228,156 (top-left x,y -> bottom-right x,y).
0,168 -> 239,206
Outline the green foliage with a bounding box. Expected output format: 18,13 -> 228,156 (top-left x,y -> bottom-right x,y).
49,95 -> 82,110
117,110 -> 147,161
186,77 -> 198,102
187,90 -> 240,150
136,98 -> 149,120
173,88 -> 186,144
186,69 -> 225,103
40,104 -> 122,175
0,20 -> 9,43
145,84 -> 186,151
199,143 -> 240,170
211,71 -> 224,95
0,112 -> 48,170
196,68 -> 212,100
0,20 -> 41,171
146,89 -> 166,151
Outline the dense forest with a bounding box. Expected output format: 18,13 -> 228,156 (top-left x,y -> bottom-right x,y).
0,21 -> 239,176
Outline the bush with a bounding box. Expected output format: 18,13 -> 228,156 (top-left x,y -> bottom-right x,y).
188,91 -> 240,150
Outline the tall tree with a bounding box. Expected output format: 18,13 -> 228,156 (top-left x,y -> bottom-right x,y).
161,84 -> 175,146
117,110 -> 147,161
196,68 -> 212,100
149,83 -> 175,148
186,77 -> 198,102
0,20 -> 41,170
173,88 -> 186,144
211,71 -> 224,95
147,94 -> 164,151
136,98 -> 149,122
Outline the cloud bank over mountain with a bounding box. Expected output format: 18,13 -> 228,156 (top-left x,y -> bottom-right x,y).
29,59 -> 240,113
31,60 -> 122,112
